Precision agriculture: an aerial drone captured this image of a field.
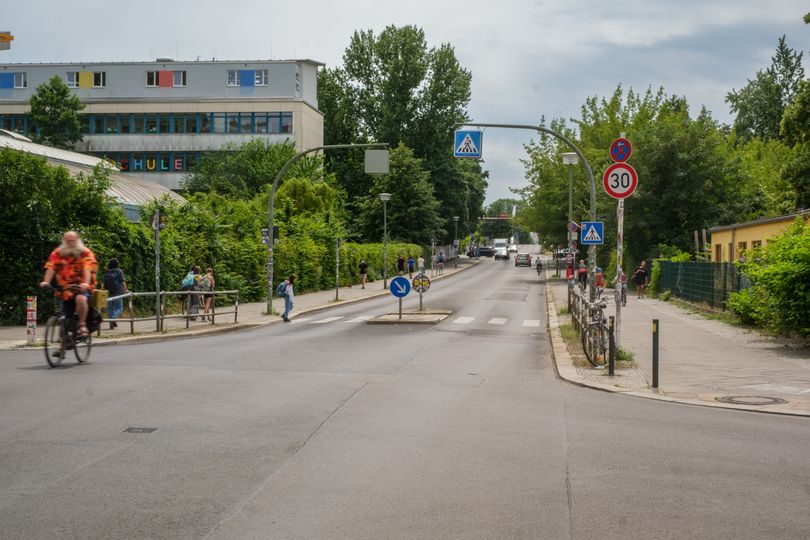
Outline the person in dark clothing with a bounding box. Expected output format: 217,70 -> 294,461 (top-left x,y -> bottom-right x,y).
397,254 -> 406,276
359,260 -> 368,289
103,258 -> 127,329
632,261 -> 648,299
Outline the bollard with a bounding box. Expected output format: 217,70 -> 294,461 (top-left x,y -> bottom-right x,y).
652,318 -> 659,388
608,316 -> 615,376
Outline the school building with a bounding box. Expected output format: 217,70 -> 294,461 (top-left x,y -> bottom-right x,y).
0,58 -> 324,189
709,210 -> 810,262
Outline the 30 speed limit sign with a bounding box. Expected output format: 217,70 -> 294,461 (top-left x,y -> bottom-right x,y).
602,162 -> 638,199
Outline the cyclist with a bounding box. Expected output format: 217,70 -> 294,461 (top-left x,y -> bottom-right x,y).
594,267 -> 606,297
535,256 -> 543,274
576,259 -> 588,292
40,231 -> 98,337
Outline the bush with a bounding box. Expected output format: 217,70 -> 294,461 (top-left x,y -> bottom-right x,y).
659,289 -> 672,301
727,285 -> 773,327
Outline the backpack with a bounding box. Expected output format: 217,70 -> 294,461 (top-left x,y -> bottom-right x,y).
87,307 -> 103,332
103,269 -> 121,292
181,272 -> 195,289
277,281 -> 287,297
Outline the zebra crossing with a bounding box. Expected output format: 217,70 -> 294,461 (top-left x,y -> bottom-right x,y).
289,314 -> 542,328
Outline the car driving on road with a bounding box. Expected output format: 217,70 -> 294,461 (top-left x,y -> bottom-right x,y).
494,247 -> 509,260
514,253 -> 532,267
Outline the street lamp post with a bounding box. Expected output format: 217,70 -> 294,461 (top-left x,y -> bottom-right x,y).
380,192 -> 391,289
453,216 -> 459,258
562,152 -> 579,307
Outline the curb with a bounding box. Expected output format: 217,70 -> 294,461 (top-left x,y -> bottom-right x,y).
543,277 -> 810,418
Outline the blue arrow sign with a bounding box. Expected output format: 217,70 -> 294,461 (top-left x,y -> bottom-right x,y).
390,276 -> 411,298
454,130 -> 483,158
580,221 -> 604,245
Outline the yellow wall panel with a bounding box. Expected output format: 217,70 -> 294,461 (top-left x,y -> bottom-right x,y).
78,71 -> 93,88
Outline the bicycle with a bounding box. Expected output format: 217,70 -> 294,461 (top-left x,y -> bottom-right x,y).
581,297 -> 610,368
41,284 -> 93,367
616,282 -> 627,306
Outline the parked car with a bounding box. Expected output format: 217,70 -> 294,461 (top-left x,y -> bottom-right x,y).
494,247 -> 509,260
514,253 -> 532,267
478,246 -> 495,257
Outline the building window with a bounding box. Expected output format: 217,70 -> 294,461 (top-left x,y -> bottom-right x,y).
240,113 -> 253,132
158,114 -> 169,134
714,244 -> 722,262
752,240 -> 761,249
145,115 -> 157,134
226,70 -> 240,87
93,72 -> 106,88
281,112 -> 293,133
213,113 -> 226,133
173,70 -> 186,87
255,69 -> 268,86
146,71 -> 158,87
66,72 -> 79,88
13,72 -> 26,88
120,114 -> 132,134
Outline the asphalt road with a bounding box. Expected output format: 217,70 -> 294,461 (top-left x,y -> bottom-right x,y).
1,255 -> 809,539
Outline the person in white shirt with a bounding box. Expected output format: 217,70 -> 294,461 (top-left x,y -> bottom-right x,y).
417,255 -> 425,274
282,274 -> 296,322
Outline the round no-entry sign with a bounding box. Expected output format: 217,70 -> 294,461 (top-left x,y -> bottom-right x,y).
602,162 -> 638,199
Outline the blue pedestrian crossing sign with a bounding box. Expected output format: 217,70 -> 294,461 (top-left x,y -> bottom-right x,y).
580,222 -> 604,245
390,276 -> 411,298
454,130 -> 483,158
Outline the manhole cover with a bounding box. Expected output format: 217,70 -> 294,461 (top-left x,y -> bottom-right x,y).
123,427 -> 158,433
715,395 -> 788,406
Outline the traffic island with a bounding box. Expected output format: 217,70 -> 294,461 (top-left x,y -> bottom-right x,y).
366,310 -> 452,325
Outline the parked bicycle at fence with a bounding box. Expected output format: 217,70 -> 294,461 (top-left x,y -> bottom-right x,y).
40,284 -> 100,367
581,295 -> 611,368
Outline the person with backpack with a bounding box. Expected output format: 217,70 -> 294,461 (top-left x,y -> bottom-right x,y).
279,274 -> 296,322
103,258 -> 127,329
181,266 -> 201,320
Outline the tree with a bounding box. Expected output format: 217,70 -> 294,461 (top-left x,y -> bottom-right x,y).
319,25 -> 484,242
725,36 -> 804,142
355,144 -> 442,245
29,76 -> 84,149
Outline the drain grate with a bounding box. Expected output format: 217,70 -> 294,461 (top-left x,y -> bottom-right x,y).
123,427 -> 158,433
715,395 -> 788,406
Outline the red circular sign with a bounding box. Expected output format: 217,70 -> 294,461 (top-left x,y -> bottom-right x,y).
609,137 -> 633,163
603,162 -> 638,199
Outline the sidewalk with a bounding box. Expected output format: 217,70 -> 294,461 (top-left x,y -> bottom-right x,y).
0,259 -> 479,350
546,272 -> 810,416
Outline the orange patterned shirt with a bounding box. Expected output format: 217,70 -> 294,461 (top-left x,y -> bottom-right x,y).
44,248 -> 97,300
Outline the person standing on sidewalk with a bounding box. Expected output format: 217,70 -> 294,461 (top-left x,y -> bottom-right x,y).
407,255 -> 415,278
359,260 -> 368,289
282,274 -> 296,322
397,254 -> 406,276
632,261 -> 648,299
201,267 -> 215,321
102,258 -> 127,329
417,255 -> 425,275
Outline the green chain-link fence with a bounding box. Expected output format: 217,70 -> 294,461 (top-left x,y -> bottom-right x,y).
657,261 -> 752,310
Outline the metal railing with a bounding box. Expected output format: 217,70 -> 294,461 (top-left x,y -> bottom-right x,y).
104,289 -> 239,334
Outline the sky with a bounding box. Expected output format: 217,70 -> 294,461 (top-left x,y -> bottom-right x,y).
4,0 -> 810,204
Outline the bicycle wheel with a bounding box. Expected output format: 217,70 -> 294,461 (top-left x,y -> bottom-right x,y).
582,323 -> 609,368
73,325 -> 92,363
43,316 -> 65,367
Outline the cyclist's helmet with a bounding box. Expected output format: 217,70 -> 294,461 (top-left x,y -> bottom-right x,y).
596,267 -> 602,273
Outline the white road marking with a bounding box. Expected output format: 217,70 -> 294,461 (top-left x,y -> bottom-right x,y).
290,318 -> 312,324
488,318 -> 507,325
312,316 -> 345,324
522,320 -> 541,327
344,316 -> 371,322
452,316 -> 475,324
741,383 -> 810,395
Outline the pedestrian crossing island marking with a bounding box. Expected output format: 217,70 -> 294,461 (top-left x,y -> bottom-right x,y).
453,130 -> 483,158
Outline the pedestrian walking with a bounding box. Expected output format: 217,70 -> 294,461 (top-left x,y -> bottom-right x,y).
181,266 -> 202,320
632,261 -> 648,299
438,252 -> 445,274
282,274 -> 296,322
576,259 -> 588,292
102,258 -> 128,329
407,255 -> 415,278
359,260 -> 368,289
200,267 -> 215,321
417,255 -> 425,274
397,254 -> 406,276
